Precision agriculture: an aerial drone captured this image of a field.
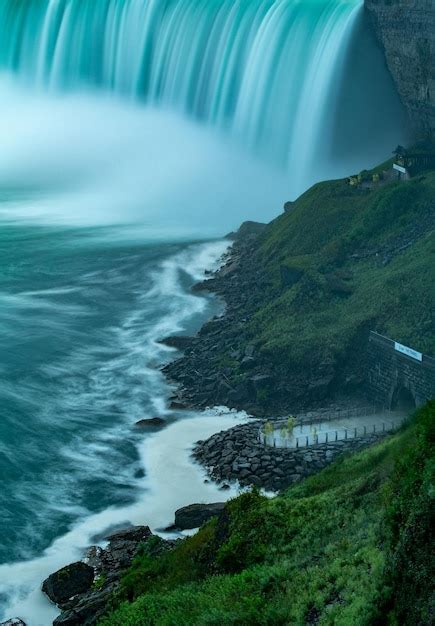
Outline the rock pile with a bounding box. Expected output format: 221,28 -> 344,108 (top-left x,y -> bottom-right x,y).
193,421 -> 388,491
44,526 -> 176,626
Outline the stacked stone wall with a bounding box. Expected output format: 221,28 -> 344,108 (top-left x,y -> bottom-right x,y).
367,332 -> 435,408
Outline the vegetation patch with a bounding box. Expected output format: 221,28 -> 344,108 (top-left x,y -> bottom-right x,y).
98,402 -> 434,626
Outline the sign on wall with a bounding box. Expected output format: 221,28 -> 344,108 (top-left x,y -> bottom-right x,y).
393,163 -> 407,174
394,342 -> 422,362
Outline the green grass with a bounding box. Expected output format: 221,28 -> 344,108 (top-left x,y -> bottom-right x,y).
178,163 -> 434,410
99,402 -> 434,626
234,168 -> 435,399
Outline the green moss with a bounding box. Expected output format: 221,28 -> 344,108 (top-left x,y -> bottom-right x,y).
98,403 -> 434,626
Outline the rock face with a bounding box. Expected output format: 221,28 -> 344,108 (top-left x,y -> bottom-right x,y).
0,620 -> 26,625
365,0 -> 434,135
42,562 -> 94,605
174,503 -> 226,529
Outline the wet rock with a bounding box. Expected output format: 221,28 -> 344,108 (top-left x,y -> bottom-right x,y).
135,417 -> 166,428
53,589 -> 113,626
159,336 -> 195,350
174,503 -> 226,530
50,526 -> 169,626
169,401 -> 188,410
42,562 -> 94,605
0,620 -> 27,626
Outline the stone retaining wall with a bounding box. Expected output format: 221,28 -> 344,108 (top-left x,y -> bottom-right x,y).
193,420 -> 389,492
367,332 -> 435,409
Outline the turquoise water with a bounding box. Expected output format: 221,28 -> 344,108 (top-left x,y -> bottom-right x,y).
0,0 -> 409,622
0,221 -> 235,623
0,0 -> 408,192
0,224 -> 181,564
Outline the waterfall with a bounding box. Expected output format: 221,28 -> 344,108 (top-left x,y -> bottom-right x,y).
0,0 -> 408,196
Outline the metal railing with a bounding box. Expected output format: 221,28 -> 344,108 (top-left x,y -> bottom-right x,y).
258,406 -> 402,449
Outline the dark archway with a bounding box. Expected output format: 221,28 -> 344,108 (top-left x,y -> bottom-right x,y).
390,385 -> 416,412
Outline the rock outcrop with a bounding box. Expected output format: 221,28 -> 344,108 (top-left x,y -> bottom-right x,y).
174,503 -> 226,530
134,417 -> 166,428
365,0 -> 434,136
43,526 -> 175,626
42,562 -> 94,605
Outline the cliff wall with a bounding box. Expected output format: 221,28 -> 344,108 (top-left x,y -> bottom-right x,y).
365,0 -> 434,136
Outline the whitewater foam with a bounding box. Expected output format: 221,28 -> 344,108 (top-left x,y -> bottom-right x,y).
0,410 -> 249,626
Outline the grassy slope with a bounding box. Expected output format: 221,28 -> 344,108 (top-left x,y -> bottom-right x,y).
248,171 -> 434,378
99,402 -> 434,626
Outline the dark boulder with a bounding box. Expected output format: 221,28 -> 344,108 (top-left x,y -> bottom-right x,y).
174,502 -> 226,530
135,417 -> 166,428
0,620 -> 26,626
159,336 -> 195,350
169,401 -> 188,410
42,562 -> 94,605
52,588 -> 113,626
95,526 -> 152,572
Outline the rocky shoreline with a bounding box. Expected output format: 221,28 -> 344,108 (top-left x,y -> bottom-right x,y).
9,504 -> 229,626
162,223 -> 341,416
6,222 -> 406,626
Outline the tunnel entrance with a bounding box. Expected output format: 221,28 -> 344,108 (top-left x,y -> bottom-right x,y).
390,385 -> 416,412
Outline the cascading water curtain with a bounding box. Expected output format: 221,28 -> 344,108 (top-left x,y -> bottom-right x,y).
0,0 -> 362,177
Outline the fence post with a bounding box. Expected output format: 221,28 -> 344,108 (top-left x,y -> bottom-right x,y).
345,429 -> 348,440
326,432 -> 328,443
306,436 -> 309,447
335,430 -> 338,441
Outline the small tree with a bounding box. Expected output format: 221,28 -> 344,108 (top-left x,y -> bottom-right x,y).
287,416 -> 296,438
264,421 -> 274,443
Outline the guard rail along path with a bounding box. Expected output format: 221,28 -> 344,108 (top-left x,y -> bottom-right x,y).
193,405 -> 407,492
